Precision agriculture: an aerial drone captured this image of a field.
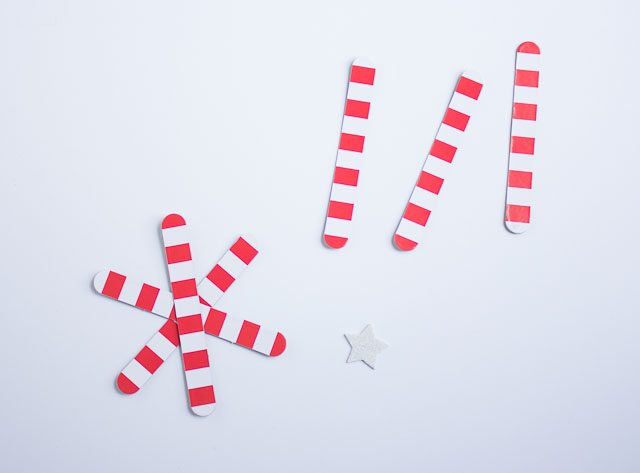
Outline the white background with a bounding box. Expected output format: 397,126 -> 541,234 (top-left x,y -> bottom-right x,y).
1,1 -> 639,472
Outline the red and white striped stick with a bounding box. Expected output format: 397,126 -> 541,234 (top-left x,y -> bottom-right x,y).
93,270 -> 286,356
161,214 -> 214,416
98,235 -> 280,397
394,72 -> 483,251
114,317 -> 181,396
323,57 -> 375,249
505,42 -> 540,233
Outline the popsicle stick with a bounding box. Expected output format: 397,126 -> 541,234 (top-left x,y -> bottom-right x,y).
197,235 -> 259,306
94,270 -> 175,318
505,42 -> 540,233
116,318 -> 179,395
93,270 -> 286,357
394,71 -> 483,251
161,214 -> 214,416
323,57 -> 376,249
200,305 -> 285,356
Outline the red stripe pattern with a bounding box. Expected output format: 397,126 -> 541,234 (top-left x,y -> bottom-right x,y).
201,307 -> 286,356
505,41 -> 540,233
161,214 -> 215,416
116,318 -> 180,395
92,236 -> 286,398
323,57 -> 376,249
393,71 -> 484,251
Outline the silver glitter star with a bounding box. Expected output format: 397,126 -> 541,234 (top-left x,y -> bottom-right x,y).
345,325 -> 388,369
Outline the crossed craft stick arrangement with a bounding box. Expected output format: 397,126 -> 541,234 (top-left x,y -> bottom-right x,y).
94,214 -> 286,416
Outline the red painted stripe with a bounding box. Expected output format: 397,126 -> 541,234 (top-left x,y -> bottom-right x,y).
430,139 -> 457,163
171,278 -> 198,299
350,65 -> 375,85
513,102 -> 537,120
339,133 -> 365,152
158,319 -> 180,346
189,385 -> 215,407
324,235 -> 348,249
344,99 -> 370,119
394,234 -> 418,251
508,170 -> 533,189
417,171 -> 444,195
518,42 -> 540,54
230,237 -> 258,264
135,346 -> 164,374
162,214 -> 186,229
165,243 -> 192,264
403,203 -> 431,226
333,167 -> 359,186
506,204 -> 531,223
456,76 -> 483,100
117,373 -> 139,394
328,200 -> 354,220
442,108 -> 470,131
178,314 -> 204,335
183,350 -> 210,370
515,69 -> 539,87
102,271 -> 126,299
203,308 -> 227,337
207,265 -> 235,292
236,321 -> 260,349
135,284 -> 160,312
511,136 -> 535,155
270,333 -> 287,357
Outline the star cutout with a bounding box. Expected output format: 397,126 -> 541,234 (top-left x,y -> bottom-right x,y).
345,325 -> 388,369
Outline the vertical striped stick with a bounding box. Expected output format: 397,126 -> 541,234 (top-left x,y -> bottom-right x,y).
111,236 -> 266,395
505,42 -> 540,233
394,72 -> 483,251
161,214 -> 214,416
323,57 -> 376,249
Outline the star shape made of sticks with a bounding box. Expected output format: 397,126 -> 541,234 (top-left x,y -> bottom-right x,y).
93,214 -> 286,416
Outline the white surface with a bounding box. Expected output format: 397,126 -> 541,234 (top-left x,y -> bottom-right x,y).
0,1 -> 639,472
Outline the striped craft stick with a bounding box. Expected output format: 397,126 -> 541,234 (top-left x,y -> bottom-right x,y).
505,42 -> 540,233
161,214 -> 214,416
99,235 -> 284,398
323,57 -> 376,249
93,270 -> 286,356
394,72 -> 483,251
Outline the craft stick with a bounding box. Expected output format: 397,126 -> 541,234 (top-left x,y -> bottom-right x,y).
161,214 -> 214,416
505,42 -> 540,233
93,270 -> 287,356
394,71 -> 483,251
323,57 -> 376,249
94,270 -> 175,318
197,235 -> 259,306
116,318 -> 180,395
200,305 -> 285,356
